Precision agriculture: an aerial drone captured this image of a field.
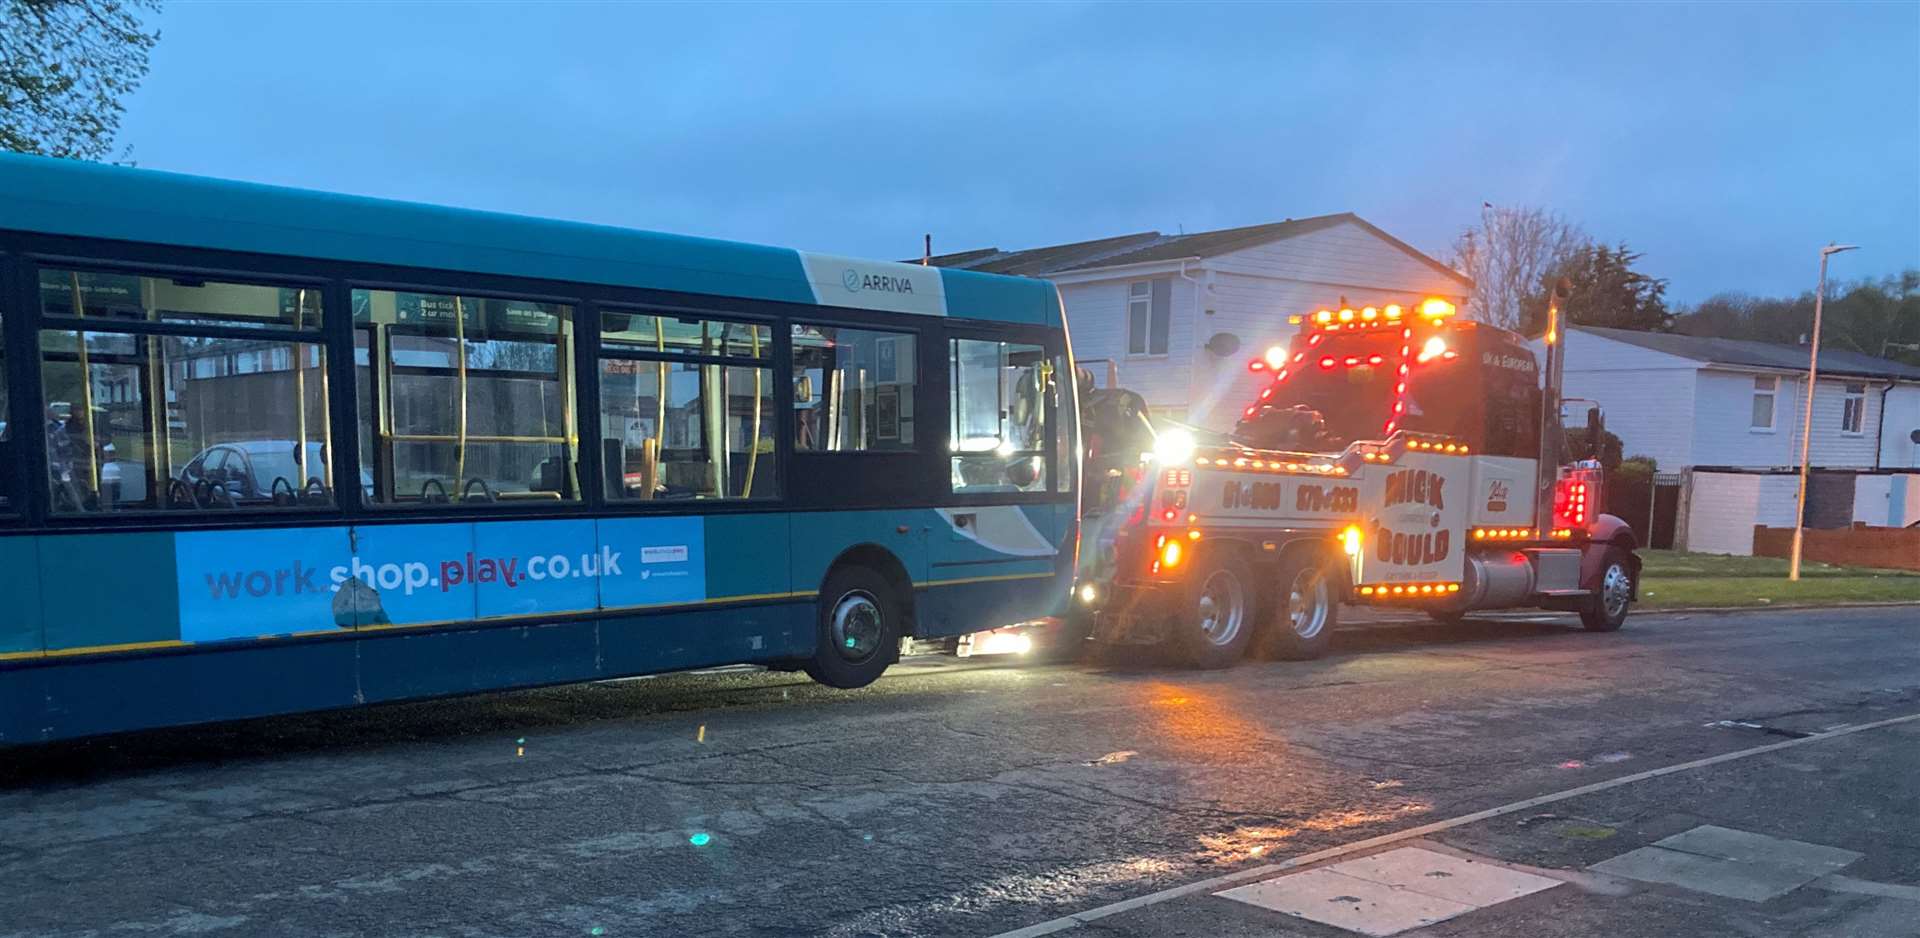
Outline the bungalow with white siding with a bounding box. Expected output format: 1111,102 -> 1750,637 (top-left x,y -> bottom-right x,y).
925,214 -> 1472,432
1560,326 -> 1920,554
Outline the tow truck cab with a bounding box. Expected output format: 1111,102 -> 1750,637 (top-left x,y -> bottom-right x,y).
1076,300 -> 1640,667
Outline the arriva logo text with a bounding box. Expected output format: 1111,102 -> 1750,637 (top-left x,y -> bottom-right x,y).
842,268 -> 916,295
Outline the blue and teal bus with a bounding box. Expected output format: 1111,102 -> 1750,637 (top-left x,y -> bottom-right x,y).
0,153 -> 1079,743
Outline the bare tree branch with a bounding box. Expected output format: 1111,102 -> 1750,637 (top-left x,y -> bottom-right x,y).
1448,205 -> 1588,330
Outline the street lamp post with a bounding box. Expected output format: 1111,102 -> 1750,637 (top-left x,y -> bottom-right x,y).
1789,242 -> 1860,581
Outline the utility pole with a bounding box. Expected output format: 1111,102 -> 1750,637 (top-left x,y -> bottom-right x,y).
1789,242 -> 1860,581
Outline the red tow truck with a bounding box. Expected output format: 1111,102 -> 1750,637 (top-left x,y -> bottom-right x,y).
1073,295 -> 1641,667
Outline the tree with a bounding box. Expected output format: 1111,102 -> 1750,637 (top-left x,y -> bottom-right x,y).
0,0 -> 161,161
1672,270 -> 1920,366
1449,204 -> 1588,331
1533,241 -> 1671,333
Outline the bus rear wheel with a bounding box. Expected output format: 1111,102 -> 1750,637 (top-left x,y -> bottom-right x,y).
805,566 -> 902,689
1169,551 -> 1257,669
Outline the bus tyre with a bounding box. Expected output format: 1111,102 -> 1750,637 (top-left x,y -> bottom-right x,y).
1170,551 -> 1257,669
1580,547 -> 1634,632
1259,549 -> 1337,661
805,566 -> 902,689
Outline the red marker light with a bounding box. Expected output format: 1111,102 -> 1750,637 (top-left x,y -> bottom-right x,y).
1320,357 -> 1336,369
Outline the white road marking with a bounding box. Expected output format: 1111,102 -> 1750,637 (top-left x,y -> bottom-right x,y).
985,710 -> 1920,938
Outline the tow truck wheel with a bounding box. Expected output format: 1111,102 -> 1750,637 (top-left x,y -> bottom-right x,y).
1580,547 -> 1634,632
1258,549 -> 1338,660
1170,551 -> 1257,669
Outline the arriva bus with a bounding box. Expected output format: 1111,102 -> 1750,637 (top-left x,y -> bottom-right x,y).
0,153 -> 1079,743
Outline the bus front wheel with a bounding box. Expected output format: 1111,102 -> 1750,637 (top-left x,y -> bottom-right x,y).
805,566 -> 902,689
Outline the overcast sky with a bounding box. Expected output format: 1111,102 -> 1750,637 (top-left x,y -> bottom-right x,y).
118,1 -> 1917,304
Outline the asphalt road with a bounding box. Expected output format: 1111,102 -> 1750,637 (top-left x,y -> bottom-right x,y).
2,606 -> 1916,938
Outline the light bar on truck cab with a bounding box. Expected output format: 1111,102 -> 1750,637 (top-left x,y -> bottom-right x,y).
1194,452 -> 1348,476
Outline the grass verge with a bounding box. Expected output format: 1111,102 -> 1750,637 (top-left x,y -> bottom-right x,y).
1637,549 -> 1920,609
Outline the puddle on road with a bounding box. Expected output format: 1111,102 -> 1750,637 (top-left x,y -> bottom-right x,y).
1196,802 -> 1433,862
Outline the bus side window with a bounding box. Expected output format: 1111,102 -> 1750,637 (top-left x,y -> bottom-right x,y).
791,324 -> 916,453
598,311 -> 774,501
0,298 -> 10,513
353,289 -> 578,505
37,267 -> 331,514
949,338 -> 1047,494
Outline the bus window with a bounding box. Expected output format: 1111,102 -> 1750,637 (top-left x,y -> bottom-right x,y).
599,311 -> 775,500
37,268 -> 330,513
949,339 -> 1048,493
353,288 -> 578,505
0,301 -> 10,511
792,325 -> 916,452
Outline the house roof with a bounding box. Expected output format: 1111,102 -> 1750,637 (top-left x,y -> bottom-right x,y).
921,212 -> 1471,285
1577,326 -> 1920,381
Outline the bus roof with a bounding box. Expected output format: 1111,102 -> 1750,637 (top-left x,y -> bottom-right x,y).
0,152 -> 1060,327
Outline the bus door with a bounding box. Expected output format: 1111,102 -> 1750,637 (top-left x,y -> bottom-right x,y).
922,324 -> 1068,634
786,321 -> 935,583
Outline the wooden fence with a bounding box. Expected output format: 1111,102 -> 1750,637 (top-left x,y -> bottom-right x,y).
1752,524 -> 1920,572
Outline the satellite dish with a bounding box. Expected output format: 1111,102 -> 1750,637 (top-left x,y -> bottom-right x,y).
1909,429 -> 1920,444
1205,332 -> 1242,357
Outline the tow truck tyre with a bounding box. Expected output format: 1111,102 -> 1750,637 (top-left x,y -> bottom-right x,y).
1171,551 -> 1258,669
805,566 -> 901,689
1260,549 -> 1338,660
1580,547 -> 1634,632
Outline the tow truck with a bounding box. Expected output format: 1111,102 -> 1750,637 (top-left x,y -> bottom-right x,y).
1074,293 -> 1641,667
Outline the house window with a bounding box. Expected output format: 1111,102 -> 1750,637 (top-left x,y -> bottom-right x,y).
1841,382 -> 1866,434
1126,278 -> 1171,356
1750,375 -> 1776,430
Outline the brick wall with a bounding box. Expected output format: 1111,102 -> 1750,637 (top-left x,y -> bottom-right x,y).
1752,524 -> 1920,572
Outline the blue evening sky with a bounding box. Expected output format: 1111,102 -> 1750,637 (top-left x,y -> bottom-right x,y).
118,1 -> 1918,303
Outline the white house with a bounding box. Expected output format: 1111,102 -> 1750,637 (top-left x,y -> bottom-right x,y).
1560,326 -> 1920,553
927,214 -> 1471,432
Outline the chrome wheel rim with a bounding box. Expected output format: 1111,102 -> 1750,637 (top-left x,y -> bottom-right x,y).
1289,566 -> 1329,639
1601,563 -> 1632,619
830,590 -> 884,662
1197,570 -> 1246,647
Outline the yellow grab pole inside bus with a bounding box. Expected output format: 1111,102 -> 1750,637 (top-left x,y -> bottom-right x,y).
743,326 -> 762,497
68,272 -> 101,497
453,295 -> 469,494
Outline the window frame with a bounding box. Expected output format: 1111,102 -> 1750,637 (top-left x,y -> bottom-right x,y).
0,251 -> 21,522
940,321 -> 1064,507
31,259 -> 337,519
1750,374 -> 1778,433
0,230 -> 1074,532
1840,381 -> 1866,436
594,303 -> 782,505
1125,277 -> 1171,358
350,281 -> 585,510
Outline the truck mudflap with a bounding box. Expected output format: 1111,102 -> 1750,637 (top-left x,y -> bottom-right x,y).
1086,582 -> 1178,645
